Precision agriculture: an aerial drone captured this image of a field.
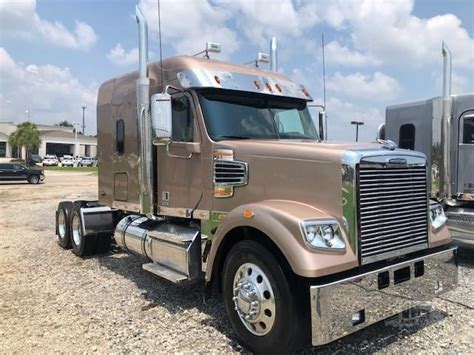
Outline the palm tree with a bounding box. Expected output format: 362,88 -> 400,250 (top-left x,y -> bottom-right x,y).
8,122 -> 42,163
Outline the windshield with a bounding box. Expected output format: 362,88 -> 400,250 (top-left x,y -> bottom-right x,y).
198,89 -> 319,141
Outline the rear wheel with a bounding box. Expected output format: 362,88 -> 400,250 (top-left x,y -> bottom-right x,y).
56,202 -> 73,249
70,205 -> 96,257
222,240 -> 307,354
28,175 -> 40,184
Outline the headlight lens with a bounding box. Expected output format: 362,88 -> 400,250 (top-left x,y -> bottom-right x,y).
300,220 -> 346,251
430,203 -> 447,230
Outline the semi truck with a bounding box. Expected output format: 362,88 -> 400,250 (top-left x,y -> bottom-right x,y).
381,43 -> 473,246
55,6 -> 458,353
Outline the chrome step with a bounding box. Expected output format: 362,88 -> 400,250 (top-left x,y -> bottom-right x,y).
142,262 -> 190,284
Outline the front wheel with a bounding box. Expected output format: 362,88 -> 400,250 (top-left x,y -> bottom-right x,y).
28,175 -> 40,184
222,240 -> 307,354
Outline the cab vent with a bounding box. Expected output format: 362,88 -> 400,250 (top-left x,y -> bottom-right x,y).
213,160 -> 248,186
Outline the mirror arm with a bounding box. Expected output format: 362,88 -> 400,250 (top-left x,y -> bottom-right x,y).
163,140 -> 193,159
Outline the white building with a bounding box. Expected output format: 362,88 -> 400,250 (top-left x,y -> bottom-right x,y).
0,122 -> 97,159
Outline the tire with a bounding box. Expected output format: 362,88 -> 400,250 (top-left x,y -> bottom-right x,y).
222,240 -> 307,354
56,201 -> 73,249
70,204 -> 96,257
28,174 -> 40,184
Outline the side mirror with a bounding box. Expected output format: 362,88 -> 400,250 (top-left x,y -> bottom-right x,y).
151,93 -> 172,141
318,111 -> 327,140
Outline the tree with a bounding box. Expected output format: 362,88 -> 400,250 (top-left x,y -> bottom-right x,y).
55,120 -> 73,127
8,122 -> 42,162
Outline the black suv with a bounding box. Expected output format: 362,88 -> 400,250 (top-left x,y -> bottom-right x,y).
0,163 -> 45,184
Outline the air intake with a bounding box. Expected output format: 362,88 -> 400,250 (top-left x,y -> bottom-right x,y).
214,160 -> 248,186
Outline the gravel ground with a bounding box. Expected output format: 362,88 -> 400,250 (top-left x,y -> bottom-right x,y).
0,172 -> 473,353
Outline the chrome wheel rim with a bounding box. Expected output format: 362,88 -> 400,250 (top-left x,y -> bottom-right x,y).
232,263 -> 276,336
58,210 -> 66,239
31,176 -> 38,183
71,214 -> 82,247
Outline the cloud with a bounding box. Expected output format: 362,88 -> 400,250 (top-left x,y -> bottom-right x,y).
107,43 -> 139,66
0,0 -> 97,50
325,97 -> 382,142
327,72 -> 400,101
318,0 -> 474,69
138,0 -> 239,58
0,48 -> 97,132
217,0 -> 320,46
324,41 -> 381,67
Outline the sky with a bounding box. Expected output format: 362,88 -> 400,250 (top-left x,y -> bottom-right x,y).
0,0 -> 473,141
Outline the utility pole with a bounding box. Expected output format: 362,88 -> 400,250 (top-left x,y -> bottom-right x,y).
81,106 -> 86,135
351,121 -> 364,142
25,110 -> 30,121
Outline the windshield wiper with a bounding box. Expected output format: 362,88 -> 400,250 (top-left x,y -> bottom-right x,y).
214,135 -> 252,140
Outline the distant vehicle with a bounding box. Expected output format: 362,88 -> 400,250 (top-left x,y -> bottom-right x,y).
61,156 -> 75,167
43,155 -> 58,166
28,154 -> 42,166
0,163 -> 44,184
79,157 -> 93,167
90,157 -> 98,167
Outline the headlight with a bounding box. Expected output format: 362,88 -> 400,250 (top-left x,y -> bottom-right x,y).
429,203 -> 447,230
300,219 -> 346,251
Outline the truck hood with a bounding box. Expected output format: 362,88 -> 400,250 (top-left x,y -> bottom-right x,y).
217,139 -> 381,164
212,139 -> 386,219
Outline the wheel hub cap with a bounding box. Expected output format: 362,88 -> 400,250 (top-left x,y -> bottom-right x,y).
232,263 -> 276,336
72,214 -> 82,246
58,210 -> 66,239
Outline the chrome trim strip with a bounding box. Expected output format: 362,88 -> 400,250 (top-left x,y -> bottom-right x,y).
310,246 -> 458,346
177,68 -> 312,101
112,201 -> 141,213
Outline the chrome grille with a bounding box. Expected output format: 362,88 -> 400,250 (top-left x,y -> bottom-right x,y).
213,160 -> 247,186
358,165 -> 428,263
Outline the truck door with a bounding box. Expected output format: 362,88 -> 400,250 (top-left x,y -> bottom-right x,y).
12,164 -> 28,180
1,164 -> 16,180
156,93 -> 202,214
457,111 -> 474,196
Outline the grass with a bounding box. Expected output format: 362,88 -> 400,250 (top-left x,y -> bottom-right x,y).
43,166 -> 98,173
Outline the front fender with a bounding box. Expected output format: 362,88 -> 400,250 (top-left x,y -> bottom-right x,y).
205,200 -> 358,281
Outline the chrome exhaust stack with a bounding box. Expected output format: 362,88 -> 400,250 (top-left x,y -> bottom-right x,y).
136,5 -> 154,217
270,37 -> 278,71
441,41 -> 453,201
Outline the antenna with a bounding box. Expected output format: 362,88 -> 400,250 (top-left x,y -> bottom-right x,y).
321,33 -> 326,110
157,0 -> 164,92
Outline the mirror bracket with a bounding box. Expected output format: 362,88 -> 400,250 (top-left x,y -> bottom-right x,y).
164,140 -> 193,159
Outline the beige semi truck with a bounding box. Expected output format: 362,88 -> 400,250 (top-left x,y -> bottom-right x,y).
55,6 -> 458,353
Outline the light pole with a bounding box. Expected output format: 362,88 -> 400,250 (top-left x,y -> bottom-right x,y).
351,121 -> 364,142
73,121 -> 80,158
81,106 -> 86,135
25,110 -> 30,121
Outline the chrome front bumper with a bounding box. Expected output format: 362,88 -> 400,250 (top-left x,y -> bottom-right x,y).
310,246 -> 458,346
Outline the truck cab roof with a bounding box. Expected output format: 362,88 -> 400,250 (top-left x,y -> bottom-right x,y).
98,55 -> 312,106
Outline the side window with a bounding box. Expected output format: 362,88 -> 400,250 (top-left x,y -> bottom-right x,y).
463,116 -> 474,144
172,95 -> 194,142
116,119 -> 125,154
0,142 -> 6,157
0,164 -> 13,170
399,124 -> 416,150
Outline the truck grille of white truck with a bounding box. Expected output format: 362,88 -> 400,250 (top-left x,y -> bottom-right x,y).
358,165 -> 429,264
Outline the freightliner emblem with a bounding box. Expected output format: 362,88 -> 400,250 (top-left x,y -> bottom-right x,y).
388,158 -> 407,165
